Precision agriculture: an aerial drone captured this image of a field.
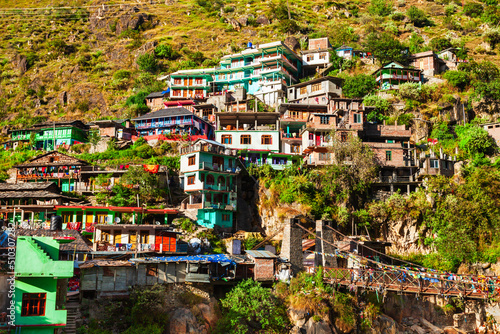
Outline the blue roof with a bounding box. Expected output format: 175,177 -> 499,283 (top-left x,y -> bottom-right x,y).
162,88 -> 170,94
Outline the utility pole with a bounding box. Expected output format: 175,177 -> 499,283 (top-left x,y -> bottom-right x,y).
53,121 -> 56,151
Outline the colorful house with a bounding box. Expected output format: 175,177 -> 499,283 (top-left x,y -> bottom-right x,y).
373,61 -> 422,90
335,45 -> 373,60
170,41 -> 302,107
13,151 -> 89,192
180,139 -> 238,229
169,70 -> 215,100
14,236 -> 74,333
145,90 -> 170,111
301,37 -> 332,76
9,120 -> 88,150
131,107 -> 214,140
286,76 -> 343,104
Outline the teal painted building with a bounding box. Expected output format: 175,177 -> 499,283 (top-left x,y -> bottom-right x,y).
14,236 -> 74,333
171,41 -> 302,106
180,139 -> 238,229
373,61 -> 423,90
10,120 -> 88,150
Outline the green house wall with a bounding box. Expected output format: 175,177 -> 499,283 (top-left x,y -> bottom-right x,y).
197,209 -> 233,228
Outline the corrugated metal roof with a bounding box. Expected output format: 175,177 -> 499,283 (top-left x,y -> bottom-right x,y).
245,250 -> 276,258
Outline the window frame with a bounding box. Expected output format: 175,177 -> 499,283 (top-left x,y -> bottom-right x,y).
261,135 -> 272,145
21,293 -> 46,317
240,135 -> 251,145
353,113 -> 362,124
187,175 -> 195,185
430,159 -> 439,168
385,151 -> 392,161
222,135 -> 232,144
188,155 -> 196,166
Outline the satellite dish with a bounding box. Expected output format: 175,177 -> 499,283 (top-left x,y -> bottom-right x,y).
115,217 -> 121,223
155,221 -> 161,225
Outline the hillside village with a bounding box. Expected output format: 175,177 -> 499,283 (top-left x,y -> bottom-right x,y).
3,33 -> 500,334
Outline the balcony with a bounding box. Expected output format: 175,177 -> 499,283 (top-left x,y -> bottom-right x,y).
203,183 -> 236,192
281,132 -> 301,140
198,162 -> 237,173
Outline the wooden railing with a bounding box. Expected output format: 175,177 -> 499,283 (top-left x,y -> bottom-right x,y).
305,266 -> 500,300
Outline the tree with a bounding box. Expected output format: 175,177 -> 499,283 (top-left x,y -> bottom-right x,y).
429,37 -> 452,52
342,74 -> 377,98
87,129 -> 101,149
215,280 -> 289,334
154,43 -> 179,60
455,123 -> 497,158
363,95 -> 391,122
443,70 -> 470,90
121,166 -> 162,206
406,6 -> 431,27
330,24 -> 359,46
463,2 -> 483,17
368,0 -> 393,16
136,53 -> 158,73
365,32 -> 407,64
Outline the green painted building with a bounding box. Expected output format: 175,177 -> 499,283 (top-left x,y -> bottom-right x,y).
9,120 -> 88,150
180,139 -> 238,229
372,61 -> 423,90
14,236 -> 74,333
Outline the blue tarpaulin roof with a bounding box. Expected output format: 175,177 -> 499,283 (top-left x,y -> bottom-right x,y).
162,88 -> 170,94
140,254 -> 236,265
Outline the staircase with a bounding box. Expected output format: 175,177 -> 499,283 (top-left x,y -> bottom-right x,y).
26,238 -> 53,262
64,292 -> 80,334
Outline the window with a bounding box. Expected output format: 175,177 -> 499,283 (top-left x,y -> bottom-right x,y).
222,214 -> 230,221
241,135 -> 251,145
430,159 -> 439,168
146,264 -> 158,277
187,175 -> 195,185
340,132 -> 348,142
319,53 -> 326,60
307,55 -> 312,62
188,155 -> 196,166
173,78 -> 182,85
96,212 -> 107,224
206,174 -> 215,185
319,153 -> 331,161
222,135 -> 232,144
311,83 -> 322,92
300,87 -> 307,95
386,151 -> 392,161
291,144 -> 301,153
140,231 -> 149,244
22,293 -> 46,316
353,114 -> 362,123
272,157 -> 288,165
62,212 -> 73,223
320,116 -> 329,125
218,176 -> 226,187
101,230 -> 111,242
195,78 -> 203,84
261,135 -> 272,145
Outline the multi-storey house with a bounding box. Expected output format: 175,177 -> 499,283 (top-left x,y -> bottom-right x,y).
10,120 -> 88,150
13,151 -> 89,192
169,70 -> 215,100
336,45 -> 374,61
88,119 -> 135,140
132,107 -> 214,141
301,37 -> 332,76
409,51 -> 446,77
145,90 -> 170,111
14,236 -> 74,334
180,139 -> 238,228
373,61 -> 422,90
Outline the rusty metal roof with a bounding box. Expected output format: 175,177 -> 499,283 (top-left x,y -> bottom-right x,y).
245,250 -> 276,259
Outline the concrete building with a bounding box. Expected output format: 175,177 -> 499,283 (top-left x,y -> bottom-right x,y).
287,76 -> 343,104
335,45 -> 373,61
14,236 -> 74,333
179,139 -> 238,229
132,107 -> 214,140
409,51 -> 446,77
9,120 -> 88,150
482,122 -> 500,145
373,61 -> 422,90
145,90 -> 170,111
88,119 -> 135,140
301,37 -> 332,76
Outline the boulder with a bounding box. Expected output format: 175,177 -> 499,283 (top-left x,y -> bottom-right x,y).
369,314 -> 397,334
194,298 -> 219,329
289,308 -> 308,328
228,18 -> 240,31
238,16 -> 248,26
284,36 -> 300,52
256,14 -> 270,25
13,54 -> 28,74
304,317 -> 333,334
443,327 -> 468,334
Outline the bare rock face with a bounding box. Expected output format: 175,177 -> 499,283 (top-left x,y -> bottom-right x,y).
193,298 -> 220,330
169,308 -> 208,334
228,18 -> 241,31
256,14 -> 270,25
284,36 -> 300,52
304,317 -> 333,334
13,54 -> 28,74
365,314 -> 397,334
116,12 -> 150,35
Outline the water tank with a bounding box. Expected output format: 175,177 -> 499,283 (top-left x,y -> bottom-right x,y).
247,42 -> 253,49
50,215 -> 63,231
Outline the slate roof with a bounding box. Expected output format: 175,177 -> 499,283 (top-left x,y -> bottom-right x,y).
13,151 -> 89,168
16,229 -> 92,252
131,107 -> 194,121
0,190 -> 63,199
145,91 -> 168,99
0,182 -> 56,191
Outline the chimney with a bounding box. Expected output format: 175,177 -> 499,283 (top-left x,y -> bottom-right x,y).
280,218 -> 304,274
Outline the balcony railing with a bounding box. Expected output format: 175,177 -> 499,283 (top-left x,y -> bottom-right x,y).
204,183 -> 236,191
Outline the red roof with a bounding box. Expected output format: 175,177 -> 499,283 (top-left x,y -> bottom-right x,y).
54,206 -> 178,214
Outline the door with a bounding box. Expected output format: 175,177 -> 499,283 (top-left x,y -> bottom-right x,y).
129,233 -> 137,250
114,232 -> 122,245
188,78 -> 193,86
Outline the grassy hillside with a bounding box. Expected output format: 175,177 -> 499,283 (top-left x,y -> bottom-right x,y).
0,0 -> 499,138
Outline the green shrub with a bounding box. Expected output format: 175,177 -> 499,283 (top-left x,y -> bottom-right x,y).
136,53 -> 158,73
443,70 -> 470,90
342,74 -> 377,98
407,6 -> 431,26
368,0 -> 394,16
463,2 -> 483,17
